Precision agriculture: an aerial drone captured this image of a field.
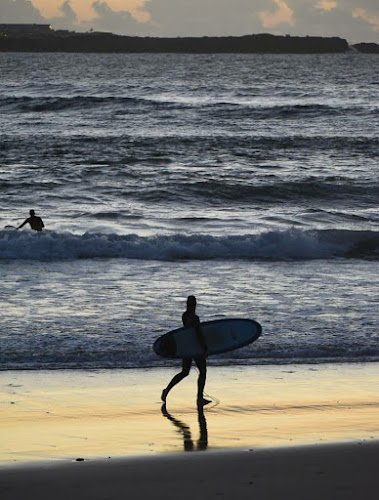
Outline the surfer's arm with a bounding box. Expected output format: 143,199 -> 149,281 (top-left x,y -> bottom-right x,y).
195,320 -> 208,356
183,312 -> 208,356
17,219 -> 28,230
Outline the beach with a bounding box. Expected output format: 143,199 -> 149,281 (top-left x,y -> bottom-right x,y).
1,363 -> 378,498
1,51 -> 378,499
1,441 -> 378,500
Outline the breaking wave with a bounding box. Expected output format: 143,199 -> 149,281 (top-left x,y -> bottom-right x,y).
0,228 -> 377,261
1,95 -> 377,118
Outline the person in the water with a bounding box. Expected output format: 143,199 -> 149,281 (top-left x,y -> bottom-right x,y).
161,295 -> 210,406
17,210 -> 44,232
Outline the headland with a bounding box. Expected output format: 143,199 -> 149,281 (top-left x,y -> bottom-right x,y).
1,24 -> 378,54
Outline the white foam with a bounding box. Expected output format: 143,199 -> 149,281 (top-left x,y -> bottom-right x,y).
0,228 -> 377,261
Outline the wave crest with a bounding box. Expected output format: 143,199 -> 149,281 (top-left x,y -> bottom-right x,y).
1,95 -> 377,118
0,229 -> 377,261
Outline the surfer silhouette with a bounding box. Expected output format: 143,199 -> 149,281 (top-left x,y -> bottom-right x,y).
17,210 -> 44,232
161,295 -> 210,406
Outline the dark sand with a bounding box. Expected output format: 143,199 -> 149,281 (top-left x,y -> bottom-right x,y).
1,441 -> 378,499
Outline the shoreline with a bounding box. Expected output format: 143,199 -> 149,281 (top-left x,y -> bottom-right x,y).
2,356 -> 379,371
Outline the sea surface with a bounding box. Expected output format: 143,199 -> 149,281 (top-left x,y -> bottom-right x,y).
0,52 -> 378,370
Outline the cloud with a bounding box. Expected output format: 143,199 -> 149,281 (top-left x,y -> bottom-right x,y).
142,0 -> 267,36
0,0 -> 44,23
138,0 -> 379,40
284,0 -> 379,41
259,0 -> 294,29
104,0 -> 150,23
316,0 -> 337,12
83,0 -> 150,34
1,0 -> 378,42
353,8 -> 379,31
49,1 -> 78,28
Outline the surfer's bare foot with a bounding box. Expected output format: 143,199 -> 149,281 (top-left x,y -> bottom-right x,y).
161,389 -> 168,402
197,397 -> 211,406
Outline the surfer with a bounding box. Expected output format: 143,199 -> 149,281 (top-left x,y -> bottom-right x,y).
17,210 -> 44,232
161,295 -> 211,406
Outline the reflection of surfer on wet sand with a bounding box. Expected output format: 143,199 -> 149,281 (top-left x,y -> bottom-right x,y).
161,403 -> 208,451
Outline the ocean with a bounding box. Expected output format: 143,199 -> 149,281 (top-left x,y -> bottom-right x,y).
0,52 -> 378,370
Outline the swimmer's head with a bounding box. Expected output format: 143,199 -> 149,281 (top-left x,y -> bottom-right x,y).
187,295 -> 197,311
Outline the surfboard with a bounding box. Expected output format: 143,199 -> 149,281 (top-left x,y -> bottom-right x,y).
153,318 -> 261,359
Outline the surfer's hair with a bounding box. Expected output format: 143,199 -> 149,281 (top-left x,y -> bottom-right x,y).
29,209 -> 35,216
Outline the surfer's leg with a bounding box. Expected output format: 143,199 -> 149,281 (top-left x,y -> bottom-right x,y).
161,358 -> 192,402
195,358 -> 211,405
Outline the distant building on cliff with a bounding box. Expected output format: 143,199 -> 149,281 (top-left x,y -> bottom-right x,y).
0,24 -> 52,38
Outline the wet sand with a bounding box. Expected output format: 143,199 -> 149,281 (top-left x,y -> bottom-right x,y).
1,363 -> 378,498
1,363 -> 378,462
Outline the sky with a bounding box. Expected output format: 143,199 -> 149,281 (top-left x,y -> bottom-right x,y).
1,0 -> 379,43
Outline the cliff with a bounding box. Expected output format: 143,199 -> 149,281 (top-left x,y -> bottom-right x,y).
0,32 -> 349,54
353,43 -> 379,54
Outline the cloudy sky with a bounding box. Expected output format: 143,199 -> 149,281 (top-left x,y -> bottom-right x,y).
1,0 -> 378,42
